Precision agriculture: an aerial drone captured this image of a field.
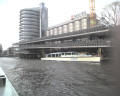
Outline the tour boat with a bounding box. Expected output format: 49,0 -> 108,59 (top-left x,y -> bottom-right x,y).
41,52 -> 101,62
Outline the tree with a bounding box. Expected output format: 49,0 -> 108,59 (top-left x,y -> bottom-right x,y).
101,1 -> 120,26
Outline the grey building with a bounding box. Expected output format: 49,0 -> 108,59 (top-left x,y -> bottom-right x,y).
40,3 -> 48,38
19,3 -> 48,42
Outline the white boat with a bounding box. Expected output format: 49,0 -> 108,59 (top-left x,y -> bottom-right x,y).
41,52 -> 101,62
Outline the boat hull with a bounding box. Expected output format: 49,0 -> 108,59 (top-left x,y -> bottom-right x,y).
41,57 -> 101,62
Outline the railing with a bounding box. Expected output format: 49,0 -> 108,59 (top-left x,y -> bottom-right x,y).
20,39 -> 111,49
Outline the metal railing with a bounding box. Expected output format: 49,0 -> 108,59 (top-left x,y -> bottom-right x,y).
20,39 -> 111,49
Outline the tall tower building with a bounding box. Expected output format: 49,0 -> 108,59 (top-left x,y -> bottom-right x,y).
40,3 -> 48,38
19,8 -> 40,42
19,3 -> 48,42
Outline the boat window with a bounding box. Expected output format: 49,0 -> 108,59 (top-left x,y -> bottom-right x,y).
48,54 -> 51,57
72,52 -> 75,55
56,54 -> 59,57
65,53 -> 71,55
52,54 -> 55,57
47,52 -> 80,57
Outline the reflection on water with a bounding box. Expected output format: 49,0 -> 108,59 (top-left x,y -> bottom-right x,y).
0,68 -> 19,96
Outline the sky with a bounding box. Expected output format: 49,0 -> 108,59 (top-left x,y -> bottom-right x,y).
0,0 -> 119,50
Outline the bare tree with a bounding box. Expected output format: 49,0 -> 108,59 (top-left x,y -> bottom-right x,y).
101,1 -> 120,26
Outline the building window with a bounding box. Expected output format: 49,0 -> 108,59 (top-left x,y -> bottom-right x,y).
74,20 -> 80,31
50,29 -> 53,35
68,23 -> 73,32
46,30 -> 50,36
58,26 -> 62,34
81,18 -> 87,29
54,28 -> 57,35
63,25 -> 68,33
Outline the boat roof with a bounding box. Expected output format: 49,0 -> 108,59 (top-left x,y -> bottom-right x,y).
46,51 -> 78,55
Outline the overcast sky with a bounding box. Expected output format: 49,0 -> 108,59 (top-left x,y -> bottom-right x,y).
0,0 -> 119,50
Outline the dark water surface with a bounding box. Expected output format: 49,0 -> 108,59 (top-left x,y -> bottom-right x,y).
0,57 -> 117,96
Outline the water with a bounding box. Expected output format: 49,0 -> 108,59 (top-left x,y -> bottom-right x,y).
0,57 -> 116,96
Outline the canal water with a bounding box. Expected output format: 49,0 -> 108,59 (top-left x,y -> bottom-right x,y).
0,57 -> 117,96
0,67 -> 19,96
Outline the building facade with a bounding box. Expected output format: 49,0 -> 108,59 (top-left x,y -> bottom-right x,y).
19,25 -> 111,59
46,13 -> 90,37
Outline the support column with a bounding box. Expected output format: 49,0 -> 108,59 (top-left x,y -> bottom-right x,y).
98,48 -> 102,57
41,49 -> 45,58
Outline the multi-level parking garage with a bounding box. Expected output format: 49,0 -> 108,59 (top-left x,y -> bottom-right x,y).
19,8 -> 40,42
19,8 -> 111,59
19,25 -> 112,59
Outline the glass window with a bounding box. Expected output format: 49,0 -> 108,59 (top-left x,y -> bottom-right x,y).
50,29 -> 53,35
59,26 -> 62,34
69,23 -> 73,32
63,25 -> 68,33
81,18 -> 87,29
54,28 -> 57,35
74,20 -> 80,31
46,31 -> 49,36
